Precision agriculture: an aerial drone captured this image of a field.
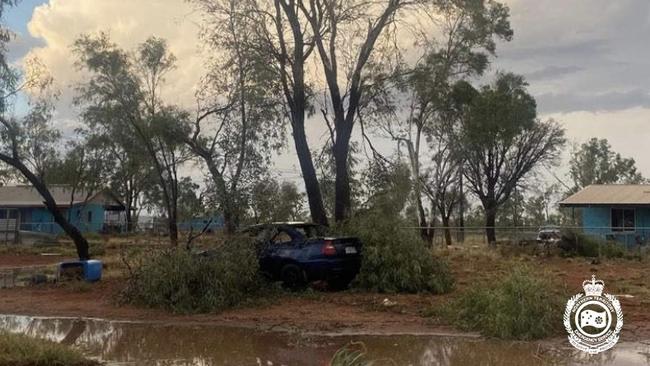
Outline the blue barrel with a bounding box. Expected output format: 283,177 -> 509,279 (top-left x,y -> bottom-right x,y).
82,260 -> 102,282
58,260 -> 102,282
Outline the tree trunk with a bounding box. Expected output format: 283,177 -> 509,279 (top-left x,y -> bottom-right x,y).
333,133 -> 352,223
442,215 -> 452,246
485,206 -> 497,245
1,157 -> 90,260
168,218 -> 178,247
417,195 -> 432,242
457,174 -> 465,243
294,121 -> 329,226
196,149 -> 238,234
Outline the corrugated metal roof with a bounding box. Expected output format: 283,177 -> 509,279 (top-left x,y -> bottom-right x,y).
560,184 -> 650,206
0,185 -> 118,207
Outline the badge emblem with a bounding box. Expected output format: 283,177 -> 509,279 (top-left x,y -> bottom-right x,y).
564,275 -> 623,354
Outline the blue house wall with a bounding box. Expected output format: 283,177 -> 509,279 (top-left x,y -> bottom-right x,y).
581,206 -> 650,247
20,203 -> 106,234
177,215 -> 225,232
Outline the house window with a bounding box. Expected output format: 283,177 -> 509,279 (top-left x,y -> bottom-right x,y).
611,208 -> 634,232
87,211 -> 93,223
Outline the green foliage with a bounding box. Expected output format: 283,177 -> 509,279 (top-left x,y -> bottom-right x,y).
248,177 -> 305,224
569,138 -> 645,193
559,229 -> 625,258
330,342 -> 374,366
343,163 -> 454,293
449,266 -> 563,340
0,331 -> 99,366
347,213 -> 454,293
121,236 -> 267,313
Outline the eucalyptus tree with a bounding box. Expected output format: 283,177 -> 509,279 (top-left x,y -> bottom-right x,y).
194,0 -> 329,225
369,0 -> 512,241
74,34 -> 191,246
249,177 -> 304,223
0,92 -> 92,259
185,0 -> 285,233
0,1 -> 91,259
457,73 -> 566,244
47,139 -> 112,223
569,138 -> 644,192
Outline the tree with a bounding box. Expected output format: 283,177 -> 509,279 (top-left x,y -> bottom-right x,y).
74,34 -> 191,246
46,140 -> 112,224
458,73 -> 566,244
569,138 -> 644,192
185,0 -> 285,233
249,177 -> 305,223
367,0 -> 512,241
0,1 -> 90,260
0,95 -> 92,259
194,0 -> 329,226
75,110 -> 155,232
298,0 -> 416,222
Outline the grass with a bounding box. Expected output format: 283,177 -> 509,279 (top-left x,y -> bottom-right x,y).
0,331 -> 99,366
329,342 -> 374,366
441,265 -> 566,340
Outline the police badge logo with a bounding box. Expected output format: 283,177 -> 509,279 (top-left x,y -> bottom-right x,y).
564,275 -> 623,354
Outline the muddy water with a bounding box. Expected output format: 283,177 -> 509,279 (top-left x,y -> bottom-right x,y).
0,314 -> 649,365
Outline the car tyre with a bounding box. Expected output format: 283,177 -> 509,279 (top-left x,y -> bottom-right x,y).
281,264 -> 306,290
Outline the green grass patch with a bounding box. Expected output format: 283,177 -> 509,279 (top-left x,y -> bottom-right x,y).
445,266 -> 565,340
0,331 -> 99,366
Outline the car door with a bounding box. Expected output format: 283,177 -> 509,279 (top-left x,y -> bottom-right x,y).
260,228 -> 296,276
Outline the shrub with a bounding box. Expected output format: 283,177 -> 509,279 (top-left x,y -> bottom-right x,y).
559,229 -> 625,258
342,211 -> 454,294
121,235 -> 267,314
449,266 -> 563,340
0,331 -> 99,366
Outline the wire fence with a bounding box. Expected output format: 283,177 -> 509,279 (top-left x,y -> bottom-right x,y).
406,225 -> 650,250
4,219 -> 650,255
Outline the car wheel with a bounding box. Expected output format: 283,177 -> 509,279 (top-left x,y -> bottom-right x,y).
280,264 -> 306,290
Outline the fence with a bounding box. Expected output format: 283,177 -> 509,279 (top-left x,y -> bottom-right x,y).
409,225 -> 650,250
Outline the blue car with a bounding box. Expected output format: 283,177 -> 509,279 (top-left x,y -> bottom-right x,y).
243,222 -> 362,290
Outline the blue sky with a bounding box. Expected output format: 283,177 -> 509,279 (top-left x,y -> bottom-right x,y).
6,0 -> 45,34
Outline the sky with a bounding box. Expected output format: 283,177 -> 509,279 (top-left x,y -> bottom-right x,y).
5,0 -> 650,192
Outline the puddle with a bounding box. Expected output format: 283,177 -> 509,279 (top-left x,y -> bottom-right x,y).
1,314 -> 649,365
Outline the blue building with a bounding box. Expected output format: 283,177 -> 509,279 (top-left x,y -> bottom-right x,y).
560,184 -> 650,246
177,215 -> 225,233
0,185 -> 126,235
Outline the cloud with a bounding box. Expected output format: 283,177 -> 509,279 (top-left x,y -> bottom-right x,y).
536,90 -> 650,114
21,0 -> 205,130
525,65 -> 583,81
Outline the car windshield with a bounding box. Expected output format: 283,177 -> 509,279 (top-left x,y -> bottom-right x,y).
292,224 -> 328,238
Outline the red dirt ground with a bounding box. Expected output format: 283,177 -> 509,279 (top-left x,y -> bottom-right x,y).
0,254 -> 72,268
0,246 -> 648,341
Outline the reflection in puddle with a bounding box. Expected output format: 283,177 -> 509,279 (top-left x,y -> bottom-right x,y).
0,314 -> 648,365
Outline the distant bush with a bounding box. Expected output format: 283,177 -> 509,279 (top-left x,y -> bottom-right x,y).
559,229 -> 625,258
449,266 -> 563,340
0,331 -> 99,366
342,211 -> 454,294
121,235 -> 268,314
